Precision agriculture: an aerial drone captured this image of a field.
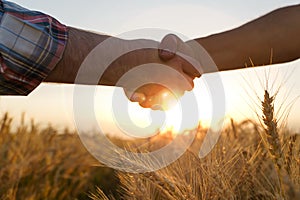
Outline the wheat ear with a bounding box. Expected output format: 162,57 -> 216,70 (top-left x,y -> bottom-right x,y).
261,90 -> 286,199
262,90 -> 284,169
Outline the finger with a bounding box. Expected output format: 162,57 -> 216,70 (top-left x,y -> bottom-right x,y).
124,89 -> 146,103
158,34 -> 178,61
142,91 -> 179,110
160,34 -> 193,57
139,96 -> 156,109
179,56 -> 201,78
182,72 -> 194,91
135,84 -> 169,97
138,91 -> 167,109
130,92 -> 146,102
183,64 -> 201,78
159,34 -> 201,78
139,97 -> 164,110
160,56 -> 195,92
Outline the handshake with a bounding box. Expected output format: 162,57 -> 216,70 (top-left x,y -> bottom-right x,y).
100,34 -> 202,110
44,4 -> 300,110
2,1 -> 299,111
46,30 -> 204,110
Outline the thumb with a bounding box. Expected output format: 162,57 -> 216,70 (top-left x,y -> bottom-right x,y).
158,34 -> 195,62
159,34 -> 201,78
158,34 -> 178,61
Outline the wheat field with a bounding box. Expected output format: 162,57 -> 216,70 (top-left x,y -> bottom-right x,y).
1,88 -> 300,200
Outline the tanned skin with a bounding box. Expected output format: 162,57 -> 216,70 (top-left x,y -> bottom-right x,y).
45,5 -> 300,108
195,4 -> 300,72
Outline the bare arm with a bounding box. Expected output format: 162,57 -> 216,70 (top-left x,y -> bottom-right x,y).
45,5 -> 300,85
44,27 -> 170,87
43,27 -> 195,109
194,4 -> 300,72
44,27 -> 125,85
43,5 -> 300,109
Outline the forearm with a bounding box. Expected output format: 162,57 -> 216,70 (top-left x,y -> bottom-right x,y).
44,27 -> 158,86
44,27 -> 110,84
193,4 -> 300,73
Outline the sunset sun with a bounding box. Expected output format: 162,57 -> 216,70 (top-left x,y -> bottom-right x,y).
94,78 -> 216,137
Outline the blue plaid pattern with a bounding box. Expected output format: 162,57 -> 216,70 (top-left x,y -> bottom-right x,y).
0,0 -> 68,95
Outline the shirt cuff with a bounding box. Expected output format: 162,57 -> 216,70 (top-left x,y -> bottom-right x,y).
0,1 -> 68,95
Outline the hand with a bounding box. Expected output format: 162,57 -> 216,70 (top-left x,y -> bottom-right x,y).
124,34 -> 201,110
47,27 -> 200,110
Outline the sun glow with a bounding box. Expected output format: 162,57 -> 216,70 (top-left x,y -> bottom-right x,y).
95,78 -> 216,137
159,81 -> 214,133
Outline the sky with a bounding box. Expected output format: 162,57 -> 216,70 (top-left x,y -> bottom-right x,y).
1,0 -> 300,136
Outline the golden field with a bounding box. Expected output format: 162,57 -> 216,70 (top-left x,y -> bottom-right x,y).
1,71 -> 300,200
0,98 -> 299,200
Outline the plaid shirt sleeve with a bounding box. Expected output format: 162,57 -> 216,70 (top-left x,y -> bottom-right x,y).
0,0 -> 68,95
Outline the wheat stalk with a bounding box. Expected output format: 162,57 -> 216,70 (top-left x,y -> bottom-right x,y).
261,90 -> 286,199
262,90 -> 284,169
285,134 -> 297,176
89,187 -> 111,200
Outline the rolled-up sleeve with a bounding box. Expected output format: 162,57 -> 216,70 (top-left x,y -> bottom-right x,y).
0,0 -> 68,95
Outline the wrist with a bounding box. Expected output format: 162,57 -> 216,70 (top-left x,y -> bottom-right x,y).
191,36 -> 237,73
100,39 -> 159,87
45,27 -> 110,84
